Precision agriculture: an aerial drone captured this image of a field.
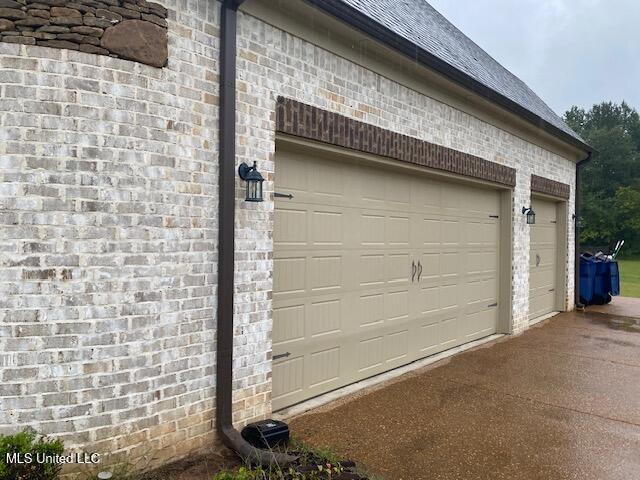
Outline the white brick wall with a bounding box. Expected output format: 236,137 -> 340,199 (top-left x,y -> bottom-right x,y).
0,0 -> 220,469
0,1 -> 578,472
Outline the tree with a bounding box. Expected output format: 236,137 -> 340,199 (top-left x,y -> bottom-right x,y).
564,102 -> 640,255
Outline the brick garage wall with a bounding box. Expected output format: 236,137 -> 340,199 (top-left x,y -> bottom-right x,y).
0,0 -> 220,471
230,8 -> 578,425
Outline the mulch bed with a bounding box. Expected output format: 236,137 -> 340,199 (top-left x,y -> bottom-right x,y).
286,450 -> 369,479
140,445 -> 371,480
140,448 -> 241,480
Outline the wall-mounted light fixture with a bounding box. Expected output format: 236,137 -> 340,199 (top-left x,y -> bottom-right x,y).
522,206 -> 536,225
238,161 -> 264,202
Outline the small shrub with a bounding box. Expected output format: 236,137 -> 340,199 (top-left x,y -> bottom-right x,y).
0,428 -> 65,480
212,465 -> 344,480
211,438 -> 349,480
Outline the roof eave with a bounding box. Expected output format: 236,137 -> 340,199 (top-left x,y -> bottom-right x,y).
305,0 -> 594,155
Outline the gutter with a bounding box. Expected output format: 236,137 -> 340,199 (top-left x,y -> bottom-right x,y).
574,152 -> 593,307
304,0 -> 592,154
216,0 -> 295,466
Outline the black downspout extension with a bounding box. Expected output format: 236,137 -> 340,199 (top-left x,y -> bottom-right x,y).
574,152 -> 593,308
216,0 -> 296,467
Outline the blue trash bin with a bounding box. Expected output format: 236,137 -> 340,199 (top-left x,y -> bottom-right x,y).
579,254 -> 619,305
593,261 -> 610,304
609,261 -> 620,297
579,255 -> 597,305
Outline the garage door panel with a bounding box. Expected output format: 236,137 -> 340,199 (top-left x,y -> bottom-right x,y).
440,252 -> 460,277
385,289 -> 410,322
441,185 -> 463,212
385,330 -> 410,363
464,186 -> 501,215
385,175 -> 412,206
311,211 -> 344,245
273,148 -> 501,410
359,254 -> 385,286
419,253 -> 440,281
274,208 -> 307,246
360,213 -> 386,245
308,299 -> 342,337
439,283 -> 460,310
462,308 -> 496,340
359,293 -> 385,327
358,336 -> 384,373
308,161 -> 345,198
387,216 -> 411,245
441,220 -> 461,245
273,304 -> 305,345
419,320 -> 440,355
272,356 -> 304,405
386,254 -> 411,284
466,221 -> 485,247
415,179 -> 442,209
273,257 -> 306,297
485,222 -> 501,245
420,285 -> 440,314
465,278 -> 488,304
307,347 -> 341,388
439,316 -> 459,348
420,218 -> 441,246
467,251 -> 486,275
533,249 -> 556,268
310,255 -> 343,292
276,151 -> 308,192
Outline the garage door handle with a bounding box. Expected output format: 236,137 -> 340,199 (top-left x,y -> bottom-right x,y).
411,261 -> 417,283
536,254 -> 541,267
273,352 -> 291,361
548,288 -> 555,292
417,261 -> 422,281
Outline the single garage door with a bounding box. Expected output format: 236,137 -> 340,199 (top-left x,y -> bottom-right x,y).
529,197 -> 558,322
272,147 -> 501,410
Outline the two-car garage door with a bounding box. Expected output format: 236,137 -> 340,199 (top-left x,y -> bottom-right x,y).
272,147 -> 501,410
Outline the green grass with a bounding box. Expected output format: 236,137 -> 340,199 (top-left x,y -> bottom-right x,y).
618,258 -> 640,298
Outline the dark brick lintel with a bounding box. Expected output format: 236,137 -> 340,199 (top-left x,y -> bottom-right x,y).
275,97 -> 516,187
531,174 -> 570,199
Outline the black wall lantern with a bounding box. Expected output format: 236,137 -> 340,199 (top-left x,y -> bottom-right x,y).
238,161 -> 264,202
522,206 -> 536,225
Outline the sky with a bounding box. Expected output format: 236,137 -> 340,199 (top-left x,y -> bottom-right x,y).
427,0 -> 640,117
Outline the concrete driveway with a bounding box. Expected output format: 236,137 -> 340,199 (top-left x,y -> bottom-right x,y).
290,306 -> 640,480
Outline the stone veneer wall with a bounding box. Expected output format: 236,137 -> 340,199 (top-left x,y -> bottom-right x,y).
0,0 -> 220,472
0,0 -> 168,67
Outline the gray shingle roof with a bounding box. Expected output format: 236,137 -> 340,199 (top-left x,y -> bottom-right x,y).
322,0 -> 586,147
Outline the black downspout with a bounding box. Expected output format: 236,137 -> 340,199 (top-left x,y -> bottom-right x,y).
216,0 -> 295,467
574,151 -> 593,308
